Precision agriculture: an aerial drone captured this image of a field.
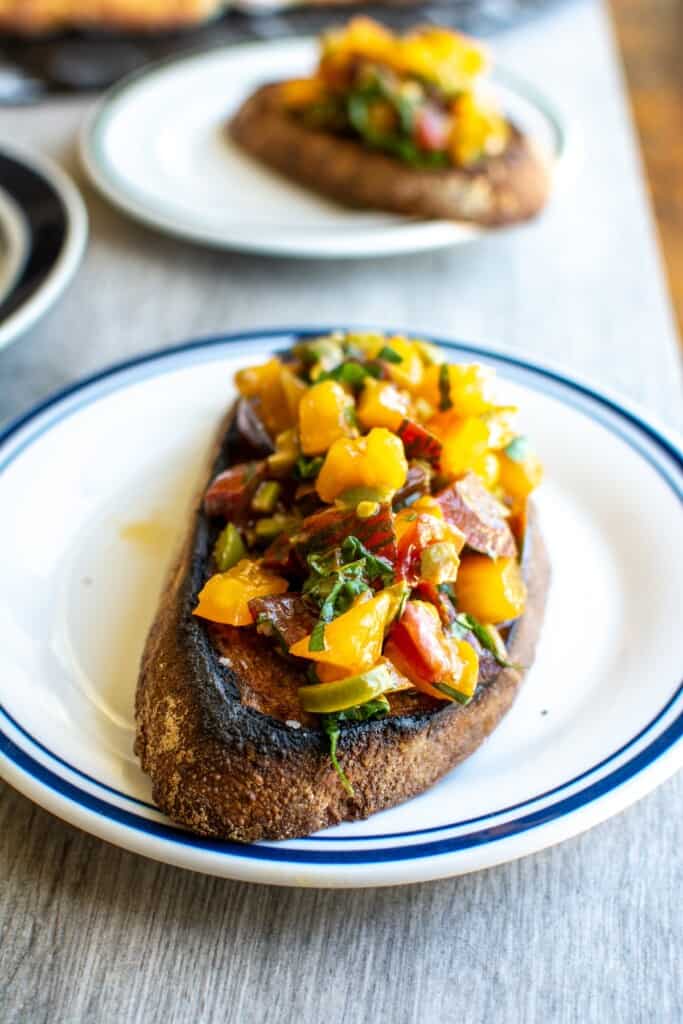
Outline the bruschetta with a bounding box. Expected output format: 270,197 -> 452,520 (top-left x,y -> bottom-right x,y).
135,332 -> 549,841
229,19 -> 551,227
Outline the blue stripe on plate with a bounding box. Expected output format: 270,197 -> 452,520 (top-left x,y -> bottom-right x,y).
2,705 -> 682,864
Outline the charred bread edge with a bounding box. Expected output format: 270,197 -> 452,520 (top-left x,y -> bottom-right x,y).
228,83 -> 551,227
135,405 -> 551,842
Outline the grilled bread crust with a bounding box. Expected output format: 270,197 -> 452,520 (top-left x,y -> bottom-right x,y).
135,411 -> 550,842
229,82 -> 551,228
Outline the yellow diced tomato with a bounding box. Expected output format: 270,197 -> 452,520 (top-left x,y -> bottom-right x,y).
289,584 -> 407,672
498,448 -> 544,500
393,493 -> 446,544
435,415 -> 490,478
382,337 -> 425,391
235,358 -> 303,437
344,334 -> 424,390
452,639 -> 479,698
316,663 -> 353,683
298,379 -> 355,456
420,362 -> 497,416
193,560 -> 288,626
279,76 -> 326,110
235,358 -> 280,400
411,495 -> 445,519
454,554 -> 526,623
411,338 -> 442,367
449,92 -> 509,167
471,451 -> 500,490
357,379 -> 410,431
280,366 -> 308,425
484,407 -> 519,449
419,541 -> 461,584
316,427 -> 408,503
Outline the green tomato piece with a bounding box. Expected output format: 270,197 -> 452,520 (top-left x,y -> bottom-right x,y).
298,661 -> 406,714
213,523 -> 246,572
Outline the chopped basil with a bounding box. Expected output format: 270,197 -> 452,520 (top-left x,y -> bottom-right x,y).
317,360 -> 370,390
377,345 -> 403,364
294,455 -> 324,480
346,85 -> 450,169
435,681 -> 472,705
309,620 -> 327,653
339,536 -> 394,585
303,536 -> 394,653
439,364 -> 452,411
321,696 -> 391,795
452,612 -> 520,670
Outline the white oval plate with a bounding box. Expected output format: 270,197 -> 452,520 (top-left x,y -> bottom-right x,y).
1,328 -> 681,887
0,144 -> 88,353
80,39 -> 566,259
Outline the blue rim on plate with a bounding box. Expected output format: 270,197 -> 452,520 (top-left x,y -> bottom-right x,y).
1,327 -> 682,873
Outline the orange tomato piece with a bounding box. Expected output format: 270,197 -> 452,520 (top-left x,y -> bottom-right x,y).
357,379 -> 410,431
454,554 -> 526,623
289,584 -> 407,672
316,428 -> 408,503
193,560 -> 288,626
299,379 -> 355,456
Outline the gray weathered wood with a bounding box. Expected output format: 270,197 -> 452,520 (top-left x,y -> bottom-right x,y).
1,3 -> 681,1022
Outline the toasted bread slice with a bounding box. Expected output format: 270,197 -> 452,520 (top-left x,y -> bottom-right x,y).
135,404 -> 550,842
0,0 -> 222,33
229,83 -> 551,228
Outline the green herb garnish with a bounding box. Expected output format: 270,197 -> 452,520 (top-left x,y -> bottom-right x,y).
309,620 -> 327,653
377,345 -> 403,364
439,364 -> 452,411
303,536 -> 394,653
317,361 -> 370,390
504,436 -> 530,463
452,612 -> 520,670
346,85 -> 450,169
321,696 -> 391,795
295,455 -> 324,480
434,681 -> 471,705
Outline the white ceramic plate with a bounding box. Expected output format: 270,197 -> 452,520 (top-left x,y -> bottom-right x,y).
80,39 -> 566,259
1,328 -> 681,887
0,144 -> 88,353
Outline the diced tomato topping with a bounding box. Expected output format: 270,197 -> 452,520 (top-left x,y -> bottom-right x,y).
261,532 -> 299,574
397,419 -> 442,465
395,513 -> 465,585
385,601 -> 454,684
414,105 -> 451,152
435,472 -> 517,559
297,502 -> 397,564
204,461 -> 265,519
412,580 -> 456,626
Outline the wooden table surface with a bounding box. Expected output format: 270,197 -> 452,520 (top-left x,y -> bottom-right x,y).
1,3 -> 682,1023
610,0 -> 683,339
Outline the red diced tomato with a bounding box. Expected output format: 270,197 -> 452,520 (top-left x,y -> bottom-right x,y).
414,105 -> 451,152
395,513 -> 464,585
385,601 -> 453,683
204,461 -> 265,518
